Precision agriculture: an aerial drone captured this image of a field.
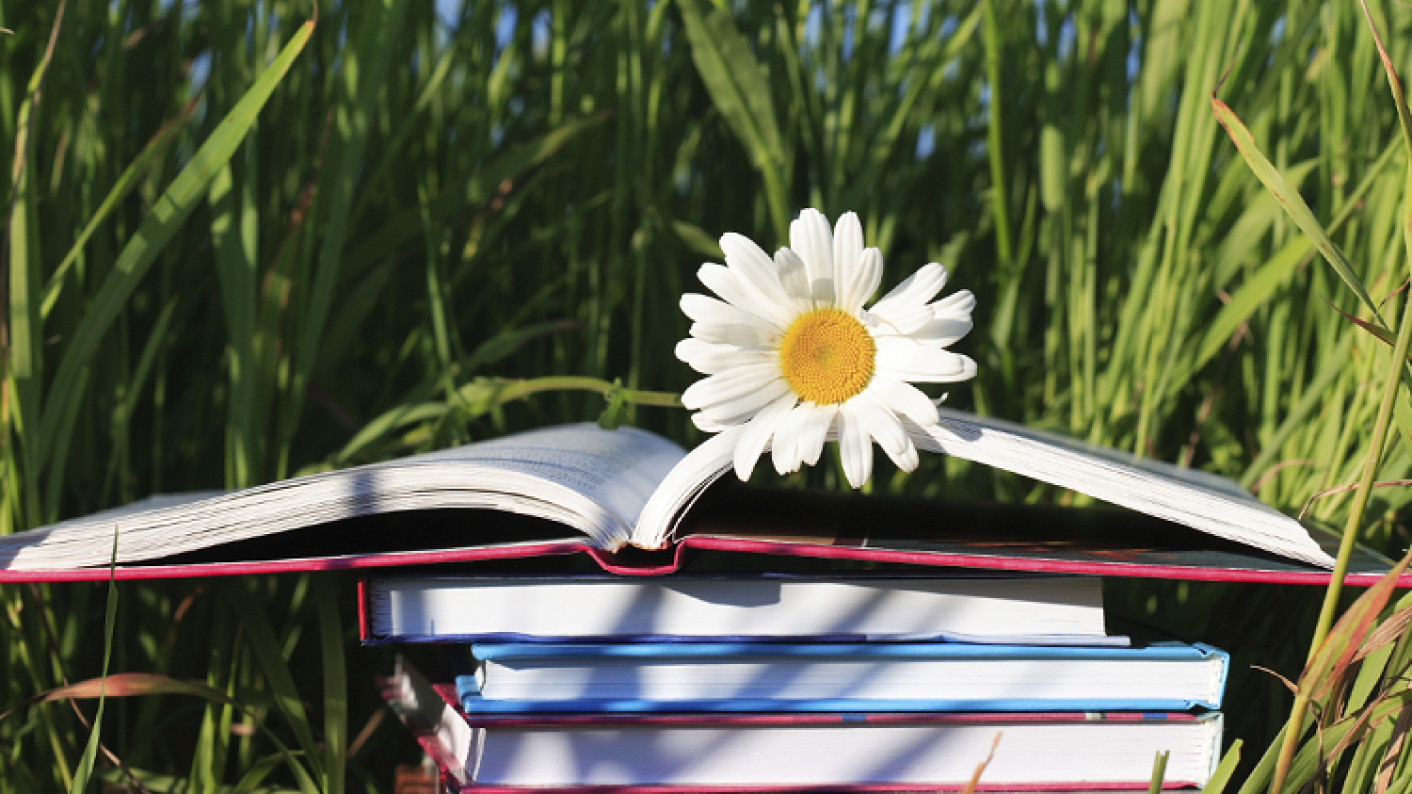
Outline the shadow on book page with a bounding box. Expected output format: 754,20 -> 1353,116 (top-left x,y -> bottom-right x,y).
667,482 -> 1406,587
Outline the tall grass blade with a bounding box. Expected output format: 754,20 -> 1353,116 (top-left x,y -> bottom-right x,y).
67,529 -> 117,794
39,97 -> 198,319
1210,94 -> 1382,322
315,580 -> 345,794
281,1 -> 405,478
3,671 -> 316,793
227,587 -> 323,786
676,0 -> 789,239
34,17 -> 315,485
1202,740 -> 1242,794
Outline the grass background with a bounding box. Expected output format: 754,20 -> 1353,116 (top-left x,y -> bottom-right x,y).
5,0 -> 1412,789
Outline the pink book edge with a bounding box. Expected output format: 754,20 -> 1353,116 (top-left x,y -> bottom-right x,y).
423,760 -> 1178,794
455,712 -> 1201,728
2,534 -> 1403,587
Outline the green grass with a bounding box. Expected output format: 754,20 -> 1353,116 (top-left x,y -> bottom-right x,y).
7,0 -> 1412,789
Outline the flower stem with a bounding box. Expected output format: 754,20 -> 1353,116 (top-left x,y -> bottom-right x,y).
491,376 -> 682,408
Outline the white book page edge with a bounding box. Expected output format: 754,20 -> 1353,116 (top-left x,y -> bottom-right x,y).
633,410 -> 1334,569
1,424 -> 685,570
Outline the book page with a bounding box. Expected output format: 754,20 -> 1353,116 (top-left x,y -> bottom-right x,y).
633,409 -> 1334,569
0,424 -> 685,571
914,409 -> 1332,567
409,425 -> 687,529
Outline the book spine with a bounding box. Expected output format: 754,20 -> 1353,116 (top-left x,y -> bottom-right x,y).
357,579 -> 371,643
454,710 -> 1199,728
446,779 -> 1186,785
459,696 -> 1220,714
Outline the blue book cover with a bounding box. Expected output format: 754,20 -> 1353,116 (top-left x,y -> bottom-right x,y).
456,641 -> 1230,714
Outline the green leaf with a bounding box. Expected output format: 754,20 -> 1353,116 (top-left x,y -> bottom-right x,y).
228,583 -> 325,788
283,0 -> 409,476
35,17 -> 315,479
1211,93 -> 1382,323
68,529 -> 119,794
671,219 -> 725,259
597,380 -> 631,429
674,0 -> 781,168
1202,740 -> 1242,794
330,112 -> 610,295
1324,296 -> 1400,348
464,320 -> 581,373
315,580 -> 346,794
1359,1 -> 1412,162
335,402 -> 451,465
1396,387 -> 1412,454
40,97 -> 199,319
1039,125 -> 1066,213
5,670 -> 316,793
1180,235 -> 1310,384
676,0 -> 789,240
1146,750 -> 1169,794
1284,690 -> 1412,791
1300,550 -> 1412,704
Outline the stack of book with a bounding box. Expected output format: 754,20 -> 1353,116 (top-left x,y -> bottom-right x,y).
371,574 -> 1228,791
0,415 -> 1371,787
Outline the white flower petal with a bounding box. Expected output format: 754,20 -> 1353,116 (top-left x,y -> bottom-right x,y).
890,435 -> 920,471
870,303 -> 935,335
866,376 -> 939,426
797,403 -> 837,466
680,293 -> 778,331
836,402 -> 874,489
870,263 -> 948,317
860,393 -> 919,471
948,354 -> 978,382
929,289 -> 976,319
848,393 -> 908,458
734,394 -> 797,481
875,337 -> 976,383
693,413 -> 731,432
679,212 -> 976,485
689,322 -> 779,349
697,264 -> 786,329
790,208 -> 835,304
833,212 -> 865,308
770,404 -> 809,474
908,316 -> 973,347
675,339 -> 774,375
681,363 -> 781,410
720,233 -> 796,326
696,378 -> 792,426
774,247 -> 813,307
838,247 -> 883,316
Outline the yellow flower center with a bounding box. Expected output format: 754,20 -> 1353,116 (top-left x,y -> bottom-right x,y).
778,308 -> 876,405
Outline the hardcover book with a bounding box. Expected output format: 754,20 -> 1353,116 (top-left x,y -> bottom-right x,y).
454,641 -> 1229,713
0,409 -> 1395,584
359,574 -> 1116,645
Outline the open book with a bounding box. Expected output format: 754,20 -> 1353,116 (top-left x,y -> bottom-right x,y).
0,408 -> 1362,582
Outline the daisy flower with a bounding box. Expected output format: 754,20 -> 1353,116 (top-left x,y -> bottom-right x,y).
676,208 -> 977,488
